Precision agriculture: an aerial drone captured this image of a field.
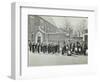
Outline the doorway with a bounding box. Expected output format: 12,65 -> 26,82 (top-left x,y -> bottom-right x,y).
35,32 -> 43,43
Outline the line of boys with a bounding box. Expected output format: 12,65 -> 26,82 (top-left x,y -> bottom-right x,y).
28,41 -> 88,56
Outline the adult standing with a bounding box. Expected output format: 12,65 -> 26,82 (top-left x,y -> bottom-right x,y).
29,40 -> 32,52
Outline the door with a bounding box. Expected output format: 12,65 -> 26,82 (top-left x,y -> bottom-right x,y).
35,32 -> 43,43
37,36 -> 41,43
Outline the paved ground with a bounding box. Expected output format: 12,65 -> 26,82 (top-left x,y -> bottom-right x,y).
28,52 -> 88,66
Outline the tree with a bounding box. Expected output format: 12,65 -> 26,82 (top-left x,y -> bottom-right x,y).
77,19 -> 87,37
64,20 -> 73,41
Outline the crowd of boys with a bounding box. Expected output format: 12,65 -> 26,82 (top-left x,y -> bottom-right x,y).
28,40 -> 88,56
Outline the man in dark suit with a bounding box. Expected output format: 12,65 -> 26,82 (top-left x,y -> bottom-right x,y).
42,43 -> 47,54
29,40 -> 32,52
37,42 -> 41,53
83,42 -> 87,55
32,42 -> 35,53
34,43 -> 38,52
62,41 -> 66,55
48,43 -> 51,54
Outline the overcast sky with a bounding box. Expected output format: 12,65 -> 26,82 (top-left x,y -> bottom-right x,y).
40,15 -> 88,30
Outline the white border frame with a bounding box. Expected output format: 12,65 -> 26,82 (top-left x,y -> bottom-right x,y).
11,2 -> 97,80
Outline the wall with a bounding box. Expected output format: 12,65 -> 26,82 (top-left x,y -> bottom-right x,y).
0,0 -> 100,81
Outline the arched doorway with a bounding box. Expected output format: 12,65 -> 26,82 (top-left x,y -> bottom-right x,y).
35,32 -> 43,43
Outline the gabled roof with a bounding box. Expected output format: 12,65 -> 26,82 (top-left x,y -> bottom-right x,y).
38,16 -> 66,34
40,16 -> 57,27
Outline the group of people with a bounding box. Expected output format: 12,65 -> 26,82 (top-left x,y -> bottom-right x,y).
61,41 -> 88,56
28,40 -> 88,56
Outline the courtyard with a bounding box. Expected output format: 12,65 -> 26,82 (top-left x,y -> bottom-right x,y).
28,51 -> 88,66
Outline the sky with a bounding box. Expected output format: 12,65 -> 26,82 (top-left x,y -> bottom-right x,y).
40,15 -> 88,30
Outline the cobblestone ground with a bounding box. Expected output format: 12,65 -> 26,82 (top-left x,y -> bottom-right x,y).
28,51 -> 88,66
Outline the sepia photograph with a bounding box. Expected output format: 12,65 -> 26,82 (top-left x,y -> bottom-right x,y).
28,15 -> 88,66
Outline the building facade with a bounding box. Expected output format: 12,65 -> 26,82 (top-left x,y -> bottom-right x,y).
28,15 -> 69,45
28,15 -> 88,45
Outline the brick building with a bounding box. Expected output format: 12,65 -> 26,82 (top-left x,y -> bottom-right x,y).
28,15 -> 69,45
